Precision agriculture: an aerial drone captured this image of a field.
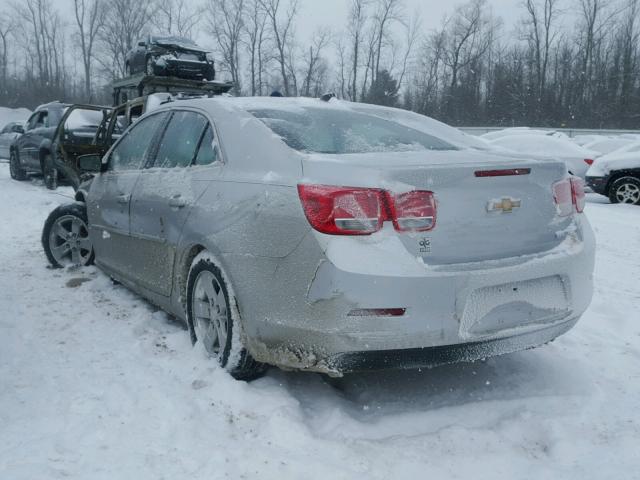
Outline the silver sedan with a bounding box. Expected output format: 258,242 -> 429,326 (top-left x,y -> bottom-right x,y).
42,97 -> 595,379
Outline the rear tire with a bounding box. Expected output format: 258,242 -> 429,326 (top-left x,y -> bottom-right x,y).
9,150 -> 26,181
186,254 -> 266,381
608,176 -> 640,205
42,203 -> 95,268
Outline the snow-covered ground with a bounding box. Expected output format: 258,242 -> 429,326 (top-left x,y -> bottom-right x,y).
1,163 -> 639,479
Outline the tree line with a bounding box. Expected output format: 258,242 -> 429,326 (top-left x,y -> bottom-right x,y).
0,0 -> 639,128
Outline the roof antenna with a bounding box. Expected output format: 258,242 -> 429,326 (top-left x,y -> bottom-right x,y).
320,92 -> 336,102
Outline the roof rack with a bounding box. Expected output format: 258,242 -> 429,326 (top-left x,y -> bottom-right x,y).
111,74 -> 234,106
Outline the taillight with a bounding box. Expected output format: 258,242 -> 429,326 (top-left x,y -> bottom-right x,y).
297,185 -> 386,235
571,177 -> 585,213
297,184 -> 437,235
553,178 -> 585,216
388,190 -> 436,231
584,159 -> 594,166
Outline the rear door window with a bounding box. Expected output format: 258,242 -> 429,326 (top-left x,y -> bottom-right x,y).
109,112 -> 168,171
194,126 -> 218,165
152,111 -> 208,168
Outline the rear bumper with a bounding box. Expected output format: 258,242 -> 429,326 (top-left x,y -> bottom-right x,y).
243,215 -> 595,374
585,174 -> 609,195
330,316 -> 578,373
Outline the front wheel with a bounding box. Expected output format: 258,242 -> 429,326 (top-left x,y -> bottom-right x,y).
9,150 -> 26,181
609,176 -> 640,205
42,203 -> 95,268
186,254 -> 265,380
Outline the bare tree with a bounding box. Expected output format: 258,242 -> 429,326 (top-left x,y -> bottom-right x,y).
369,0 -> 404,87
205,0 -> 245,91
0,13 -> 14,94
153,0 -> 202,38
521,0 -> 561,102
98,0 -> 155,79
347,0 -> 368,101
13,0 -> 67,91
244,0 -> 269,95
300,28 -> 331,96
258,0 -> 298,96
74,0 -> 106,101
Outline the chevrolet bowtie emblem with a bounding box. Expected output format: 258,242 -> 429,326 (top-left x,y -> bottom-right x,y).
487,197 -> 522,213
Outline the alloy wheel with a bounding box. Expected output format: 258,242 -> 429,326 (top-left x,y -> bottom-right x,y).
48,215 -> 93,266
191,270 -> 229,357
615,182 -> 640,204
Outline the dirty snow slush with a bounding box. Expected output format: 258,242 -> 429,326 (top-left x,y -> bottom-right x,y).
0,163 -> 639,479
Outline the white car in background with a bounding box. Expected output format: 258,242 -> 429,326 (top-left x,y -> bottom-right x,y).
583,137 -> 636,157
489,134 -> 598,178
481,127 -> 567,142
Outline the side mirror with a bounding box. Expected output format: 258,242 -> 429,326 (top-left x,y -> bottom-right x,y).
138,41 -> 146,47
77,154 -> 103,173
13,125 -> 24,134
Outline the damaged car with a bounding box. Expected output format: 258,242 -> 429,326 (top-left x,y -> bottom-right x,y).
125,35 -> 215,81
42,97 -> 595,380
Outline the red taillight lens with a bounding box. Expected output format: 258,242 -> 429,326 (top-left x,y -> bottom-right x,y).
553,179 -> 573,216
584,159 -> 594,166
571,177 -> 585,213
553,177 -> 585,216
297,184 -> 437,235
297,184 -> 386,235
388,190 -> 436,232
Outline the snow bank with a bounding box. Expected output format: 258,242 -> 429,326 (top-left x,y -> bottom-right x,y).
0,164 -> 639,478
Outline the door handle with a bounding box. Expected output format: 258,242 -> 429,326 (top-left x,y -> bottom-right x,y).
169,195 -> 187,208
116,194 -> 130,204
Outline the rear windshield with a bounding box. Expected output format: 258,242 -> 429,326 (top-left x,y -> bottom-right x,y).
249,107 -> 457,154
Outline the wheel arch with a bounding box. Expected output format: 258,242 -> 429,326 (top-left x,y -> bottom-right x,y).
175,243 -> 207,311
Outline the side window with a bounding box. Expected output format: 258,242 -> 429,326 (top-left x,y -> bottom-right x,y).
37,111 -> 48,128
195,126 -> 218,166
26,113 -> 40,130
109,113 -> 167,171
152,111 -> 207,168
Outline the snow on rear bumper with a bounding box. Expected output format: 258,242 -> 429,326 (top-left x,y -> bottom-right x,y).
245,216 -> 595,374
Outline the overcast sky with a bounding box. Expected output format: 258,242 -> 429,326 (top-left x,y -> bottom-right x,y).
299,0 -> 523,36
47,0 -> 527,43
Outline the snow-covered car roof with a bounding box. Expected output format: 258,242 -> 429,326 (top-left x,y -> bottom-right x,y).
583,137 -> 636,157
489,134 -> 598,159
481,127 -> 567,141
587,141 -> 640,176
183,96 -> 492,152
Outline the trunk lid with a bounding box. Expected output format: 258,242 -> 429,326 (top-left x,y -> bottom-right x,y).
301,150 -> 571,265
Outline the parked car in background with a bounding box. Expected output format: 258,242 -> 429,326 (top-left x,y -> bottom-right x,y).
583,137 -> 636,157
9,101 -> 69,188
481,127 -> 568,142
489,134 -> 598,178
586,142 -> 640,205
0,122 -> 24,159
42,97 -> 595,380
125,35 -> 215,80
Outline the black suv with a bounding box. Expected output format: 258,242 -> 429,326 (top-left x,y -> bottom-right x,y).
9,102 -> 69,188
125,35 -> 215,80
